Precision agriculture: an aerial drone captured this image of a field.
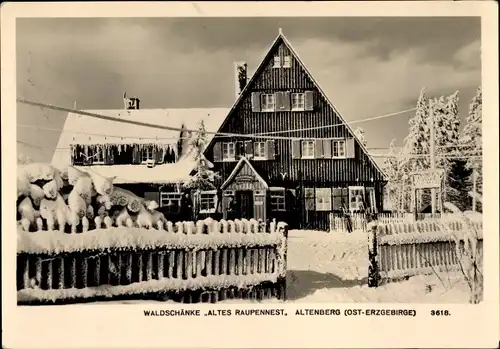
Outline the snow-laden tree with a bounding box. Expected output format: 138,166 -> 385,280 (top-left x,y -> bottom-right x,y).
432,93 -> 462,204
383,139 -> 405,210
401,88 -> 430,173
400,88 -> 431,210
461,87 -> 482,209
183,120 -> 220,191
354,127 -> 367,147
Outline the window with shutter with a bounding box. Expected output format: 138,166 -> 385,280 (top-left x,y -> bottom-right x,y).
315,188 -> 332,211
291,93 -> 305,111
222,142 -> 236,161
261,94 -> 276,112
332,139 -> 347,158
265,140 -> 275,160
304,91 -> 315,111
251,92 -> 261,112
254,142 -> 266,160
301,140 -> 315,159
291,140 -> 301,159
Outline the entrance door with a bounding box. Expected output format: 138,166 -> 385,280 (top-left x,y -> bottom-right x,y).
237,190 -> 254,219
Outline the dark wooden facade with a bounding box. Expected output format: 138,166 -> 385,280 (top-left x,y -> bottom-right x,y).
204,34 -> 387,230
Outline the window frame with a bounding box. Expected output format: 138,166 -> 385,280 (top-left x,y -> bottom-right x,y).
222,142 -> 236,161
332,139 -> 347,159
261,94 -> 276,112
199,190 -> 217,214
160,192 -> 183,213
270,187 -> 286,211
273,55 -> 281,68
92,147 -> 105,165
301,140 -> 315,159
141,146 -> 154,163
253,141 -> 266,160
291,93 -> 305,111
283,55 -> 292,68
348,186 -> 365,212
315,188 -> 332,211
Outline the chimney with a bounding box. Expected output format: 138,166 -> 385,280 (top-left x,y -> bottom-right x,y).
234,61 -> 248,99
123,92 -> 140,110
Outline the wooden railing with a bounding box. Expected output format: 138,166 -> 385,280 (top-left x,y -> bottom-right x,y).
17,218 -> 288,305
367,218 -> 483,286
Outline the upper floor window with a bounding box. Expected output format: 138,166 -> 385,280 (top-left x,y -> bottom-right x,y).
291,93 -> 305,111
283,55 -> 292,68
273,55 -> 281,68
254,141 -> 266,159
87,147 -> 105,164
332,140 -> 346,158
222,142 -> 236,161
301,140 -> 315,159
142,146 -> 154,163
261,94 -> 276,112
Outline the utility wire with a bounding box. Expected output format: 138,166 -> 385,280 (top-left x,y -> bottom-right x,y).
17,98 -> 417,142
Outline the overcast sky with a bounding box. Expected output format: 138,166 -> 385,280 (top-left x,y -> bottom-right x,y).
17,17 -> 481,162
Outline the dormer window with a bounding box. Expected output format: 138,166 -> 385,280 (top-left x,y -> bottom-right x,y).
283,55 -> 291,68
273,55 -> 281,68
261,94 -> 276,112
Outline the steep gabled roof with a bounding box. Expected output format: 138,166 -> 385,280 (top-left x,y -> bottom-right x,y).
205,30 -> 387,179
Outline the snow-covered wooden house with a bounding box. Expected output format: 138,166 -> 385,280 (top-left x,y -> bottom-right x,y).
52,29 -> 387,230
203,29 -> 387,230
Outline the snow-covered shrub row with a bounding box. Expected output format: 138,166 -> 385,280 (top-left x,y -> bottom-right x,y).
17,225 -> 284,254
17,163 -> 169,234
17,272 -> 280,303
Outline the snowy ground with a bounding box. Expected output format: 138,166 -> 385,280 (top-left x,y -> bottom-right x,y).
285,229 -> 472,303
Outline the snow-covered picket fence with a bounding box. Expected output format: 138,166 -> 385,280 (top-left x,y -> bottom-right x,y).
329,212 -> 446,233
16,219 -> 289,305
367,217 -> 483,284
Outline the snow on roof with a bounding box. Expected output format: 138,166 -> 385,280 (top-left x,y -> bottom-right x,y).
51,107 -> 229,173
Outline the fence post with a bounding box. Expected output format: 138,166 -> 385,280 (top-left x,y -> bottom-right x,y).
368,222 -> 380,288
